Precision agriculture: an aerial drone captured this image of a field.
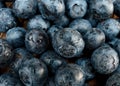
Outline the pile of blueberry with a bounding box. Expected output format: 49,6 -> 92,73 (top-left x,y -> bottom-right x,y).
0,0 -> 120,86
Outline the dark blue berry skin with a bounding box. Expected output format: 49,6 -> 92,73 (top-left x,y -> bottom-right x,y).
91,44 -> 119,74
69,19 -> 92,35
19,58 -> 48,86
97,18 -> 120,41
13,0 -> 37,19
0,39 -> 14,68
44,77 -> 55,86
54,15 -> 69,27
6,27 -> 26,48
10,48 -> 33,74
27,15 -> 50,31
47,25 -> 62,39
52,28 -> 85,58
55,64 -> 85,86
66,0 -> 87,19
114,0 -> 120,17
40,50 -> 66,74
106,73 -> 120,86
25,29 -> 49,54
83,28 -> 105,50
0,2 -> 4,8
0,8 -> 17,32
89,0 -> 113,20
38,0 -> 65,21
0,73 -> 24,86
75,58 -> 95,80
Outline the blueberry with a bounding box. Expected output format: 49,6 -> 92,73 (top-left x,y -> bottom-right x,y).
27,15 -> 50,31
55,64 -> 85,86
0,8 -> 17,32
106,73 -> 120,86
0,73 -> 23,86
40,50 -> 66,74
76,58 -> 95,80
54,15 -> 69,27
91,44 -> 119,74
6,27 -> 26,48
52,28 -> 85,58
69,19 -> 92,35
66,0 -> 87,18
47,25 -> 62,40
89,0 -> 113,20
0,39 -> 13,68
19,58 -> 48,86
114,0 -> 120,17
83,28 -> 105,50
10,48 -> 33,73
25,29 -> 49,54
97,18 -> 120,41
38,0 -> 65,21
13,0 -> 37,19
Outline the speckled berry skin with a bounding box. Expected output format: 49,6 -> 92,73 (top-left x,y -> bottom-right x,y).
38,0 -> 65,21
25,29 -> 49,54
47,25 -> 62,39
114,0 -> 120,17
55,64 -> 85,86
52,28 -> 85,58
91,44 -> 119,74
97,18 -> 120,41
11,48 -> 33,73
27,15 -> 50,31
13,0 -> 37,19
76,58 -> 95,80
0,73 -> 23,86
0,8 -> 17,32
6,27 -> 26,48
19,58 -> 48,86
83,28 -> 105,50
54,15 -> 69,27
66,0 -> 87,18
89,0 -> 113,20
106,73 -> 120,86
69,19 -> 92,35
40,50 -> 66,74
0,39 -> 14,68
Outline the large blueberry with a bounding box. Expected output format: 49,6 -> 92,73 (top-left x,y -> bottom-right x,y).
10,48 -> 33,73
0,39 -> 13,68
27,15 -> 50,31
40,50 -> 66,74
0,73 -> 23,86
25,29 -> 49,54
6,27 -> 26,48
76,58 -> 95,80
97,18 -> 120,40
66,0 -> 87,18
19,58 -> 48,86
69,19 -> 92,35
91,44 -> 119,74
13,0 -> 37,19
47,25 -> 62,39
55,64 -> 85,86
52,28 -> 85,58
54,15 -> 69,27
89,0 -> 113,20
0,8 -> 17,32
38,0 -> 65,21
83,28 -> 105,50
114,0 -> 120,17
106,73 -> 120,86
